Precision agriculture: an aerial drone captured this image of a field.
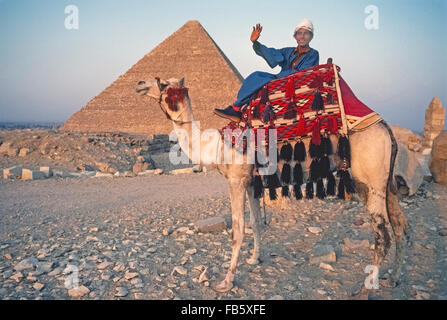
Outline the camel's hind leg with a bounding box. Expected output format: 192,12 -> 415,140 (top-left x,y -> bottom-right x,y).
386,184 -> 410,286
383,124 -> 411,286
351,121 -> 411,289
350,122 -> 394,287
246,184 -> 262,265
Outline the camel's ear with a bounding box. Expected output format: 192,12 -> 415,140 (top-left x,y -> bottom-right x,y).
179,77 -> 185,88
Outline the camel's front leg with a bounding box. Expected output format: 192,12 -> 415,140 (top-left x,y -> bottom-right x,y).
246,183 -> 262,265
214,178 -> 247,293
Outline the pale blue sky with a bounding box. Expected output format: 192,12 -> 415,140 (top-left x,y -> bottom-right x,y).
0,0 -> 446,132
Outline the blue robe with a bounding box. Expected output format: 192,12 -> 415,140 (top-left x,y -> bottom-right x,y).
233,40 -> 319,107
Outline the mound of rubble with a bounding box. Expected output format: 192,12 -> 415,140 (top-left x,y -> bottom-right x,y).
0,129 -> 176,180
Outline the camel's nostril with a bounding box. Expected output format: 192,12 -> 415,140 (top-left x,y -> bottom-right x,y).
138,81 -> 145,85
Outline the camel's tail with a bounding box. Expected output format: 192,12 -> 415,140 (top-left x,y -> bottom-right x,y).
382,121 -> 411,243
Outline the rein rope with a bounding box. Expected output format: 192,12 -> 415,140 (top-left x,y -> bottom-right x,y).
155,77 -> 192,125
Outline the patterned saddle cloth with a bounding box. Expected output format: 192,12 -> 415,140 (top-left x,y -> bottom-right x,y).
221,63 -> 382,149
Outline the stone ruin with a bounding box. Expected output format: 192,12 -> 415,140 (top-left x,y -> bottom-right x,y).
423,97 -> 445,148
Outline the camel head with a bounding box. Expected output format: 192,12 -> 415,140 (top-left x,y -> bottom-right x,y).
135,77 -> 192,124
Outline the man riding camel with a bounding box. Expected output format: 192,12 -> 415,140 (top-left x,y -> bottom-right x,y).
214,18 -> 319,122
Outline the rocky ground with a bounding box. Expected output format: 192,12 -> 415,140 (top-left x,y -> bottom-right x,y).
0,129 -> 190,175
0,167 -> 446,300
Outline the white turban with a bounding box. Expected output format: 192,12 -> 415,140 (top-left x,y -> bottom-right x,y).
294,18 -> 314,35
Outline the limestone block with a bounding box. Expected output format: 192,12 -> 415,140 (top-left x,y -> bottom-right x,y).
22,169 -> 47,180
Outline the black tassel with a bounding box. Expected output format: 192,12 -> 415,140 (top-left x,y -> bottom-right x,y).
283,101 -> 297,119
293,163 -> 303,185
267,172 -> 281,200
337,170 -> 356,199
279,143 -> 293,162
326,172 -> 336,196
310,159 -> 320,182
309,141 -> 322,159
337,136 -> 351,162
280,163 -> 291,184
293,141 -> 306,162
321,136 -> 333,155
293,184 -> 303,200
306,181 -> 314,199
311,91 -> 325,111
281,186 -> 290,197
253,175 -> 264,198
316,179 -> 326,199
343,171 -> 356,194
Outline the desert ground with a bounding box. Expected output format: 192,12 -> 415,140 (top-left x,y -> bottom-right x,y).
0,129 -> 446,300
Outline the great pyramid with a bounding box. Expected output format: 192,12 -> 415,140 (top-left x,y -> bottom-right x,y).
61,20 -> 243,134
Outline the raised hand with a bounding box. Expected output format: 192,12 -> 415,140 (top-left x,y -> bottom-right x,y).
250,23 -> 263,43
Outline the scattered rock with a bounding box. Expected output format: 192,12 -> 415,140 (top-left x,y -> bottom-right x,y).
14,257 -> 38,271
39,166 -> 53,178
308,227 -> 323,235
342,238 -> 370,252
33,283 -> 45,291
22,169 -> 47,180
319,262 -> 335,272
124,271 -> 139,280
18,148 -> 30,157
269,295 -> 283,300
185,249 -> 197,255
35,261 -> 54,274
192,165 -> 202,172
198,267 -> 209,283
194,217 -> 226,233
429,130 -> 447,184
170,168 -> 195,175
172,266 -> 187,276
68,285 -> 90,298
115,287 -> 129,297
309,245 -> 336,265
97,261 -> 112,270
3,165 -> 23,179
10,272 -> 23,282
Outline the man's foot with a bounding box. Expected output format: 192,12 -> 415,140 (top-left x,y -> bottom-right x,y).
214,106 -> 242,122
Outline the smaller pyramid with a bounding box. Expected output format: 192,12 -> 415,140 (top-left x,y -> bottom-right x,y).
62,20 -> 244,134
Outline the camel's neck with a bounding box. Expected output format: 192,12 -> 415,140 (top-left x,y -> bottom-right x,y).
171,94 -> 220,166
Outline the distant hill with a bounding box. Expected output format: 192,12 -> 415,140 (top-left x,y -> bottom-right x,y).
0,122 -> 63,130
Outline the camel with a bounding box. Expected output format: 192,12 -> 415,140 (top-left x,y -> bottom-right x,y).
135,76 -> 410,294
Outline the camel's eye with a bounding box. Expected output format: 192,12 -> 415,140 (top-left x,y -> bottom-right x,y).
137,81 -> 145,85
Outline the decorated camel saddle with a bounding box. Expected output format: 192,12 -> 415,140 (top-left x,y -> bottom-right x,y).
221,62 -> 383,201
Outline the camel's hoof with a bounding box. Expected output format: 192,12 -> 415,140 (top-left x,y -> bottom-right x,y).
246,257 -> 260,265
213,280 -> 233,293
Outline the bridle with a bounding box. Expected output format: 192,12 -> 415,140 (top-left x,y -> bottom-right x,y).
155,77 -> 192,125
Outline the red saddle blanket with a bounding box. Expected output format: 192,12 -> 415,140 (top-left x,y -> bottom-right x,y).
222,63 -> 382,147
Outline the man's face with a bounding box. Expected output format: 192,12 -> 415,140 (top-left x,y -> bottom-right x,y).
294,28 -> 313,47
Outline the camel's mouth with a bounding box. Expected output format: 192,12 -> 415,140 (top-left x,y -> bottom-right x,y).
135,87 -> 149,96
